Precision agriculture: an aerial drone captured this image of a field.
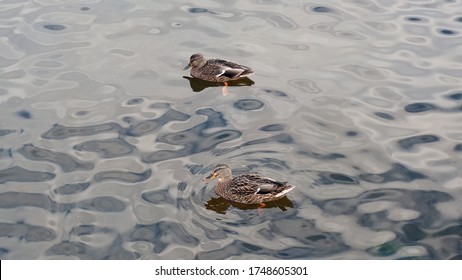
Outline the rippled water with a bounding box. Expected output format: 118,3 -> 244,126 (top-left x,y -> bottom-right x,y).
1,0 -> 462,260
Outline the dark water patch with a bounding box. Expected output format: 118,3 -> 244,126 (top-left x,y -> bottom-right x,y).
196,108 -> 228,128
437,28 -> 457,35
186,164 -> 203,175
317,172 -> 358,185
261,88 -> 290,98
360,163 -> 426,183
93,169 -> 151,183
0,129 -> 15,136
47,241 -> 87,257
42,122 -> 124,140
0,192 -> 56,210
375,112 -> 394,120
297,150 -> 345,160
43,24 -> 66,31
131,222 -> 199,254
404,102 -> 438,113
18,144 -> 94,172
54,182 -> 90,195
433,225 -> 462,237
142,190 -> 174,205
75,110 -> 88,116
143,129 -> 241,163
177,182 -> 187,191
142,109 -> 241,163
16,110 -> 31,119
312,6 -> 333,13
454,143 -> 462,151
357,211 -> 390,229
346,130 -> 358,136
0,166 -> 55,183
402,223 -> 427,241
188,7 -> 212,13
0,222 -> 56,242
0,148 -> 12,159
0,248 -> 8,258
104,239 -> 140,260
456,17 -> 462,23
367,239 -> 402,257
233,99 -> 264,111
397,134 -> 440,150
259,124 -> 284,131
74,138 -> 137,158
446,92 -> 462,100
405,16 -> 425,22
125,97 -> 144,105
79,196 -> 126,212
72,225 -> 103,236
126,109 -> 190,137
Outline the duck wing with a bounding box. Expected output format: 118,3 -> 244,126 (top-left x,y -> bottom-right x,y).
228,174 -> 287,195
208,59 -> 254,78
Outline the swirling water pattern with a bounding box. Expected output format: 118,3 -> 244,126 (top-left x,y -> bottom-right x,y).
0,0 -> 461,259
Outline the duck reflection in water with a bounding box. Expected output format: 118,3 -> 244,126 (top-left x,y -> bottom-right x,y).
183,53 -> 255,95
205,196 -> 294,215
183,76 -> 254,95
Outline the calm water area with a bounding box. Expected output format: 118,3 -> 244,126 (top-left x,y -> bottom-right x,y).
1,0 -> 462,260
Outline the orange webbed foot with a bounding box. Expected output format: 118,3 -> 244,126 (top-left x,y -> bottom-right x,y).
257,203 -> 266,215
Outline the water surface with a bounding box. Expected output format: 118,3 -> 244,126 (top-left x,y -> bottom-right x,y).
1,0 -> 462,259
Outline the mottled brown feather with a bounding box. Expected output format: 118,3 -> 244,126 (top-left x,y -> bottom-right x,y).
205,164 -> 295,205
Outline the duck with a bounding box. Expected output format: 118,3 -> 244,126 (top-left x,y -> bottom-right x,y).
203,164 -> 296,210
183,53 -> 254,95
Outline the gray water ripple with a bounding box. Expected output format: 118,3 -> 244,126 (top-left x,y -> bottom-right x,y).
1,0 -> 461,260
93,169 -> 151,183
0,222 -> 56,242
73,138 -> 137,158
18,144 -> 94,172
130,222 -> 200,254
54,182 -> 91,195
126,109 -> 190,137
359,163 -> 427,183
0,166 -> 55,184
79,196 -> 126,212
397,134 -> 440,150
42,123 -> 124,140
0,192 -> 56,210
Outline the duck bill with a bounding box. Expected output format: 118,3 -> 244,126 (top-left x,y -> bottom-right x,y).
183,64 -> 191,70
203,173 -> 217,183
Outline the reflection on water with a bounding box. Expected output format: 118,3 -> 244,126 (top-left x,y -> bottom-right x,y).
205,196 -> 294,215
183,76 -> 255,93
1,0 -> 462,260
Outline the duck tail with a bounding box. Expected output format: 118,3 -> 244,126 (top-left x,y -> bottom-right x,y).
275,185 -> 296,197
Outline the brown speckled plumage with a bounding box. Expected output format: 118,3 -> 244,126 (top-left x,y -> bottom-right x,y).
204,164 -> 295,204
183,53 -> 254,83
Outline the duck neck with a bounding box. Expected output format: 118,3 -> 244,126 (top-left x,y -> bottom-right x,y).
197,58 -> 207,68
218,169 -> 232,181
